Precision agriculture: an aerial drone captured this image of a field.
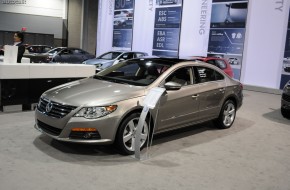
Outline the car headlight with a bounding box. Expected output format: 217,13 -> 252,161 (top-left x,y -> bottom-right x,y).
95,64 -> 102,68
74,105 -> 117,119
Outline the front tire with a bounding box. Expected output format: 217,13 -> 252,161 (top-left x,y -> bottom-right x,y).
281,107 -> 290,119
215,100 -> 236,129
115,113 -> 149,155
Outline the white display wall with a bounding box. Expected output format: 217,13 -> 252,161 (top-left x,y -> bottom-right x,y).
241,0 -> 290,89
0,0 -> 67,18
179,0 -> 212,57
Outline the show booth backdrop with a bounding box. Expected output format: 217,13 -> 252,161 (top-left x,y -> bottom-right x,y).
96,0 -> 215,58
96,0 -> 246,79
97,0 -> 289,89
207,0 -> 248,79
0,0 -> 66,39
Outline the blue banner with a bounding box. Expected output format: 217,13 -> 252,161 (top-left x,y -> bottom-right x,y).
208,29 -> 245,55
112,30 -> 132,48
112,0 -> 134,49
212,0 -> 247,2
154,7 -> 182,28
115,0 -> 134,10
152,5 -> 182,58
153,28 -> 180,51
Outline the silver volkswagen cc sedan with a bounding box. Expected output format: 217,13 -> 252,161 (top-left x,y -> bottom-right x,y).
35,58 -> 243,155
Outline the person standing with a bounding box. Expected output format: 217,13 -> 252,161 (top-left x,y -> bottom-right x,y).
13,31 -> 25,63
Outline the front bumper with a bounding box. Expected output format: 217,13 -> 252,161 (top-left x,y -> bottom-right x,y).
34,123 -> 112,144
34,108 -> 120,144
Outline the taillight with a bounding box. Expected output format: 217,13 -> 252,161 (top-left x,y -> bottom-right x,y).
239,82 -> 243,90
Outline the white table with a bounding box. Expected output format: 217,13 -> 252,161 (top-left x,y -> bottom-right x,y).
0,63 -> 95,112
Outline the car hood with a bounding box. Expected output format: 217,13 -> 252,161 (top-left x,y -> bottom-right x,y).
85,59 -> 114,65
43,78 -> 146,107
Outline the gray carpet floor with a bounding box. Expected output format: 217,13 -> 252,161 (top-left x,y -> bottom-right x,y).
0,90 -> 289,190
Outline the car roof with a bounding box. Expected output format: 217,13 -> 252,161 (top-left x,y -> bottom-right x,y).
27,45 -> 53,47
128,57 -> 195,66
105,50 -> 148,54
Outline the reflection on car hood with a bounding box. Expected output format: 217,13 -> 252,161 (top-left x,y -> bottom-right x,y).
43,78 -> 145,106
85,59 -> 114,65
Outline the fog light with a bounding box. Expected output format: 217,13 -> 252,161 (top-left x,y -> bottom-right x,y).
71,128 -> 97,132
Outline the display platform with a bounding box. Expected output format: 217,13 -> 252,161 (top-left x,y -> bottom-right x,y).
0,63 -> 95,112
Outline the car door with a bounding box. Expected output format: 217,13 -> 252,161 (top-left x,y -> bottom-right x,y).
56,49 -> 72,63
75,49 -> 90,63
156,67 -> 200,131
70,49 -> 83,63
194,66 -> 226,120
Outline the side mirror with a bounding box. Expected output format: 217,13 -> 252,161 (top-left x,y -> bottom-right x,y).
164,82 -> 182,91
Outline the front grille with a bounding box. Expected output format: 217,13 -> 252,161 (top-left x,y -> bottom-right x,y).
69,131 -> 101,140
282,93 -> 290,102
37,97 -> 77,118
37,120 -> 62,136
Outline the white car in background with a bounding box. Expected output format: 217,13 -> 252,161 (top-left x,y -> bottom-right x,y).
83,51 -> 148,72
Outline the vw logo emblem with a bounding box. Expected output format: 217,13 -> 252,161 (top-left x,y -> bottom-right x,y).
46,101 -> 53,113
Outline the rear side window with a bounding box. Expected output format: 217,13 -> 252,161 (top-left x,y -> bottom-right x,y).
196,67 -> 224,83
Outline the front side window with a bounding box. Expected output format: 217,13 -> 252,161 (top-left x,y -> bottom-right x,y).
165,67 -> 192,86
98,52 -> 122,60
120,53 -> 134,60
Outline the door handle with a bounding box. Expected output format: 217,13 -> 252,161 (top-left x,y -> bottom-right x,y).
219,88 -> 225,92
192,94 -> 199,99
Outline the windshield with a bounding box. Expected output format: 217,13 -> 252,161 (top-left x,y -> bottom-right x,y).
94,59 -> 171,86
47,48 -> 64,54
97,52 -> 123,60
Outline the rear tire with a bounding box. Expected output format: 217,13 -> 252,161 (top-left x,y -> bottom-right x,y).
215,100 -> 236,129
115,113 -> 149,155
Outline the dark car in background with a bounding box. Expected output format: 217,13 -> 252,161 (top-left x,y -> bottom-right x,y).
83,51 -> 148,72
281,80 -> 290,119
23,47 -> 65,63
23,47 -> 94,63
23,45 -> 54,63
0,47 -> 4,56
48,48 -> 95,63
193,57 -> 234,78
26,45 -> 53,54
